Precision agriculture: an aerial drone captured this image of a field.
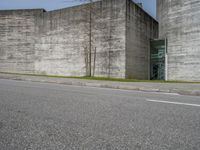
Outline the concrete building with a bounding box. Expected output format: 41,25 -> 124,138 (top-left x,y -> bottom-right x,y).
0,0 -> 158,80
157,0 -> 200,81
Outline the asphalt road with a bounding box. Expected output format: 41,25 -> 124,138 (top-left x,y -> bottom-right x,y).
0,79 -> 200,150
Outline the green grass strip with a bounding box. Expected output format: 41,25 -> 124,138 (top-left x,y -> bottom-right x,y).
0,72 -> 199,84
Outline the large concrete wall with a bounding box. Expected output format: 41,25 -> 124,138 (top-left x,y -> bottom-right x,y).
125,0 -> 158,79
0,9 -> 44,73
35,0 -> 126,77
157,0 -> 200,81
92,0 -> 126,78
0,0 -> 158,79
0,0 -> 126,78
34,7 -> 88,76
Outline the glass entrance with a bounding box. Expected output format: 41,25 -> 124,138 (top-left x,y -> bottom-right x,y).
150,39 -> 166,80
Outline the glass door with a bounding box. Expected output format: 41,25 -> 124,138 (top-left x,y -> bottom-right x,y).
150,39 -> 166,80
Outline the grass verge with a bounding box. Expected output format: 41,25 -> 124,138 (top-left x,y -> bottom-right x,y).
0,72 -> 199,84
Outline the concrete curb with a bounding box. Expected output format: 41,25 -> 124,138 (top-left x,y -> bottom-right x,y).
0,74 -> 200,97
170,89 -> 200,97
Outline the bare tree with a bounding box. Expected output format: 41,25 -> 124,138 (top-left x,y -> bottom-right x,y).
80,0 -> 99,77
63,0 -> 97,77
85,0 -> 93,77
63,0 -> 117,77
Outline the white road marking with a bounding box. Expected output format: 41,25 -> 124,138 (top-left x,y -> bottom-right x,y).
156,92 -> 180,96
146,99 -> 200,107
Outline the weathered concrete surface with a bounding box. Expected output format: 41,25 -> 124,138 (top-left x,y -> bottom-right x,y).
126,0 -> 158,79
34,0 -> 127,78
0,0 -> 127,78
0,0 -> 157,79
157,0 -> 200,81
91,0 -> 126,78
0,9 -> 44,73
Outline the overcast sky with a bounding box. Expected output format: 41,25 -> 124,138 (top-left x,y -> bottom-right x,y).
0,0 -> 156,18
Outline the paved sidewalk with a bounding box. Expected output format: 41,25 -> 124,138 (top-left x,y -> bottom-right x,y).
0,73 -> 200,96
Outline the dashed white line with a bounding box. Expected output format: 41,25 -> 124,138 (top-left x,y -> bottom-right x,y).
146,99 -> 200,107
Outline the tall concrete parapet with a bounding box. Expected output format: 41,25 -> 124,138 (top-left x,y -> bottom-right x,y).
157,0 -> 200,81
0,0 -> 158,79
126,0 -> 158,79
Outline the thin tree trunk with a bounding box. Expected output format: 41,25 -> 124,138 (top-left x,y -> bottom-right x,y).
93,47 -> 96,76
88,0 -> 92,77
